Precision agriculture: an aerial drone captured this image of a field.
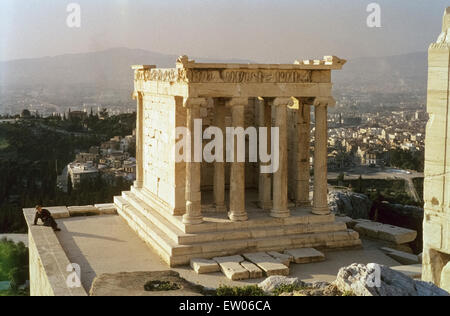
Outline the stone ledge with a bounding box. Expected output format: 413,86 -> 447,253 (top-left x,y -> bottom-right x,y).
354,221 -> 417,245
67,205 -> 100,216
381,247 -> 420,265
284,248 -> 326,264
24,204 -> 117,220
94,203 -> 118,215
44,206 -> 70,219
23,207 -> 70,220
23,208 -> 88,296
391,264 -> 422,279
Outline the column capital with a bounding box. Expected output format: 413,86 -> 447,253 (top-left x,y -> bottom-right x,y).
313,96 -> 335,107
225,97 -> 248,107
183,97 -> 208,108
273,97 -> 295,107
132,91 -> 145,100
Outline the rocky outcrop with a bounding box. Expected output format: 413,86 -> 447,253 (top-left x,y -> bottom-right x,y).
334,263 -> 449,296
258,276 -> 301,293
329,191 -> 372,219
258,275 -> 332,295
257,264 -> 449,296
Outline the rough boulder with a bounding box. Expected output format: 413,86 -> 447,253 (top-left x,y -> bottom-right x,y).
334,263 -> 449,296
329,191 -> 372,219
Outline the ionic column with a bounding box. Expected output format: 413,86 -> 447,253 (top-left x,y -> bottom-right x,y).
227,98 -> 248,222
296,98 -> 312,206
270,97 -> 293,218
134,92 -> 144,189
183,98 -> 207,225
214,98 -> 227,212
258,97 -> 272,210
312,97 -> 334,215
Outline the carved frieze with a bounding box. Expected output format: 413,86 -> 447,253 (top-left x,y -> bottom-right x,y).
134,68 -> 313,84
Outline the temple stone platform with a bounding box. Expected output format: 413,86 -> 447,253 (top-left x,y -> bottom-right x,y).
114,187 -> 361,267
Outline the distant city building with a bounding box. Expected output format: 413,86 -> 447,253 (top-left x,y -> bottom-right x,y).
66,133 -> 136,186
68,110 -> 88,121
75,152 -> 99,163
67,161 -> 99,188
20,109 -> 31,118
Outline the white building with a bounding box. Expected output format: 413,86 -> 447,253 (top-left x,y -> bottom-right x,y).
67,162 -> 99,188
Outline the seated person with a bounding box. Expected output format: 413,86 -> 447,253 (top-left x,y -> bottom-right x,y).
33,205 -> 61,232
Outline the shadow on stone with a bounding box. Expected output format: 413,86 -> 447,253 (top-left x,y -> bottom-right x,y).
89,270 -> 205,296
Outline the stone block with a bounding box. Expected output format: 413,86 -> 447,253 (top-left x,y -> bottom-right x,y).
190,258 -> 220,274
346,219 -> 372,229
381,247 -> 420,265
67,205 -> 100,216
94,204 -> 117,215
241,261 -> 264,279
267,251 -> 293,267
354,221 -> 417,244
242,252 -> 289,276
213,255 -> 249,281
284,248 -> 326,264
45,206 -> 70,219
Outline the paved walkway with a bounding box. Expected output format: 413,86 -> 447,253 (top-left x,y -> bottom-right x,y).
55,215 -> 400,292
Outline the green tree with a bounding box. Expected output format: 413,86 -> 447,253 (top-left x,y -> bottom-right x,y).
0,239 -> 29,289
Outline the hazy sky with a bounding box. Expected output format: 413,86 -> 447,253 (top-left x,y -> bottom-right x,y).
0,0 -> 448,62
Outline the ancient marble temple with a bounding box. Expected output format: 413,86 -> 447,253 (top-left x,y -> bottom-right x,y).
422,8 -> 450,292
114,55 -> 361,267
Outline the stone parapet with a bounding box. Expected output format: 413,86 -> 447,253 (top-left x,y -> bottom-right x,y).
23,208 -> 88,296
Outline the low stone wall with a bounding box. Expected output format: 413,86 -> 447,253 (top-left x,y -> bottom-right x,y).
24,208 -> 88,296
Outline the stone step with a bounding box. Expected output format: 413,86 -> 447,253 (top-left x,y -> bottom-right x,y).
130,186 -> 186,231
114,196 -> 172,265
130,186 -> 338,234
115,196 -> 362,267
380,247 -> 420,265
122,189 -> 349,246
242,252 -> 289,276
115,196 -> 201,257
190,258 -> 221,274
267,251 -> 293,267
284,248 -> 326,264
122,191 -> 186,243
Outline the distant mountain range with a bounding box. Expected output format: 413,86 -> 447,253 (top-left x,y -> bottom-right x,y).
333,51 -> 428,94
0,48 -> 428,108
0,47 -> 254,87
